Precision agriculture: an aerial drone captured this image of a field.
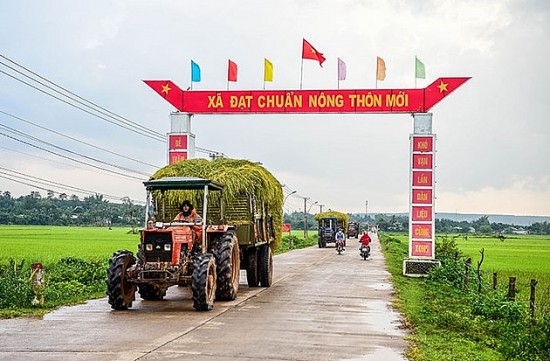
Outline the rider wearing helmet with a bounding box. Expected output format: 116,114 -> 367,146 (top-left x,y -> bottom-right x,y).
335,228 -> 346,251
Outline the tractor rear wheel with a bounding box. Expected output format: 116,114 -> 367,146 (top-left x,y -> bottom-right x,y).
258,244 -> 273,287
192,253 -> 217,311
138,284 -> 167,300
215,232 -> 240,300
107,250 -> 137,310
246,249 -> 259,287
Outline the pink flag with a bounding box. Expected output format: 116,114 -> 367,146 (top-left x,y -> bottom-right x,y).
338,58 -> 346,81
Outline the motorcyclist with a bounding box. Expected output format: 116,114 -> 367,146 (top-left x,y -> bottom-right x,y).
335,228 -> 346,251
360,230 -> 371,248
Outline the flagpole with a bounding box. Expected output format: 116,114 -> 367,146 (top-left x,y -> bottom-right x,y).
300,58 -> 304,90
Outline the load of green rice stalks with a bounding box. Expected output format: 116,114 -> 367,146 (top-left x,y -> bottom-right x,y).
149,158 -> 283,249
314,211 -> 349,231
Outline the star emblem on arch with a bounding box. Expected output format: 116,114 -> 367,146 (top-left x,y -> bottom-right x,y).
161,83 -> 171,95
437,81 -> 448,93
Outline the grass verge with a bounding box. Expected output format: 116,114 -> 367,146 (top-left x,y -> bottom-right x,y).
380,232 -> 550,361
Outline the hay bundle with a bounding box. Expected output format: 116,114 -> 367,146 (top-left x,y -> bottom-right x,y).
314,211 -> 349,231
150,158 -> 283,248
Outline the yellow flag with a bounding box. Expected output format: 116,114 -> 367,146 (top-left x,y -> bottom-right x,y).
376,56 -> 386,81
264,58 -> 273,82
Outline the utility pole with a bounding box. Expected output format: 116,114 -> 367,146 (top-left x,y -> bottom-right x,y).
301,197 -> 310,239
365,200 -> 369,228
318,204 -> 324,213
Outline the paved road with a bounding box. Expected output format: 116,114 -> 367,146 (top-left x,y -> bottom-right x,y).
0,233 -> 408,360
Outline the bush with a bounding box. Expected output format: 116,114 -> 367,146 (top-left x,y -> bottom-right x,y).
0,259 -> 34,308
0,257 -> 107,311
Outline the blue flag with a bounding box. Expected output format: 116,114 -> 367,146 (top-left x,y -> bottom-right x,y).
191,60 -> 201,82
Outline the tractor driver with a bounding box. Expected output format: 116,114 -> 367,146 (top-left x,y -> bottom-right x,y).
174,200 -> 200,222
173,200 -> 202,243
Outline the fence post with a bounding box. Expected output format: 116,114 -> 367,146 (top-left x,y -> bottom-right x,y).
508,276 -> 516,302
477,248 -> 484,293
464,258 -> 472,291
530,279 -> 538,323
492,272 -> 497,291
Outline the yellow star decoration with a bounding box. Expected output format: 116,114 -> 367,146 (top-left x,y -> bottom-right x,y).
437,81 -> 448,93
161,83 -> 171,95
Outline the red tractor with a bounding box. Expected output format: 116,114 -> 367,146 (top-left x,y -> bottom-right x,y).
107,176 -> 274,311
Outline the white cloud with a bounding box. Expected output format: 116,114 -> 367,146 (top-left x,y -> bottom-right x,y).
1,0 -> 549,216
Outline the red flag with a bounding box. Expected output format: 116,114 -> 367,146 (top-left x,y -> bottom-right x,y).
228,59 -> 238,82
302,39 -> 326,67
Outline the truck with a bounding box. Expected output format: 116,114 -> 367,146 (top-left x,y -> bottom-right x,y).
314,211 -> 349,248
107,158 -> 283,311
347,222 -> 360,239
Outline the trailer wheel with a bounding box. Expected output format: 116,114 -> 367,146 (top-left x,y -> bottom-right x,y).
107,250 -> 137,310
138,284 -> 167,301
246,249 -> 259,287
192,253 -> 217,311
215,232 -> 240,300
258,244 -> 273,287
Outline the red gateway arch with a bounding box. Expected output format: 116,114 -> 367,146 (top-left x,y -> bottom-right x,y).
144,77 -> 470,276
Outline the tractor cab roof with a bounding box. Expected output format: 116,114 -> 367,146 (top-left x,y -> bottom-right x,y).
143,177 -> 224,192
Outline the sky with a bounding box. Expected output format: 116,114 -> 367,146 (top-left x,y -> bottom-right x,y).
0,0 -> 549,216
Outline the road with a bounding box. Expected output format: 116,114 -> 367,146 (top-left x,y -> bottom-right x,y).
0,233 -> 409,361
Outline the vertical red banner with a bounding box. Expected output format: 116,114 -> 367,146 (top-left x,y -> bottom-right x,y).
412,206 -> 433,221
410,134 -> 435,259
169,134 -> 188,150
169,151 -> 188,164
412,171 -> 433,186
412,136 -> 433,152
412,189 -> 433,204
168,134 -> 189,165
411,241 -> 433,257
412,223 -> 432,239
412,154 -> 433,169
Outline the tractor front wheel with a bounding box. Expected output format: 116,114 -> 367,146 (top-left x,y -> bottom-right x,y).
107,250 -> 137,310
192,254 -> 217,311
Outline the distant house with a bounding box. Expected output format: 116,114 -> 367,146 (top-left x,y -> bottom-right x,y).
511,227 -> 529,235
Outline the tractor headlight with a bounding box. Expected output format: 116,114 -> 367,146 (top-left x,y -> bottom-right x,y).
145,244 -> 153,251
164,244 -> 171,251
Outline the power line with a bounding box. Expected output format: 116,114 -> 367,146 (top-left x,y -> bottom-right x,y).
0,110 -> 162,169
0,145 -> 146,181
0,54 -> 166,142
0,128 -> 146,180
0,68 -> 166,142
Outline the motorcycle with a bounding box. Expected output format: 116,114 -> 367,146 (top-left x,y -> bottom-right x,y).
335,239 -> 345,255
360,244 -> 371,260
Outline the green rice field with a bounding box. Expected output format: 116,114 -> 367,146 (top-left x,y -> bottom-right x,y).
0,225 -> 138,264
454,234 -> 550,303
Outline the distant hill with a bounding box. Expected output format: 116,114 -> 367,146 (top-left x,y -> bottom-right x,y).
363,212 -> 550,227
435,213 -> 550,227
